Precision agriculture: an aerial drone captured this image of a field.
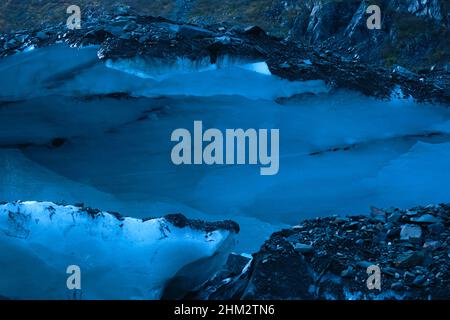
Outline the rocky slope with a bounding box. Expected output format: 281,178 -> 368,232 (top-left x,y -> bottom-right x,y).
0,1 -> 448,69
188,204 -> 449,300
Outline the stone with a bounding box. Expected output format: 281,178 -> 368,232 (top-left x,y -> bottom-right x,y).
7,39 -> 17,46
222,253 -> 252,276
178,25 -> 215,39
243,26 -> 267,37
123,23 -> 137,32
410,214 -> 441,224
382,267 -> 398,277
395,251 -> 425,268
412,275 -> 427,287
427,223 -> 444,235
293,243 -> 314,254
404,271 -> 416,282
356,261 -> 373,269
370,206 -> 386,222
386,227 -> 400,239
392,65 -> 417,79
119,33 -> 131,40
423,241 -> 441,250
400,224 -> 422,240
391,282 -> 403,291
344,221 -> 360,230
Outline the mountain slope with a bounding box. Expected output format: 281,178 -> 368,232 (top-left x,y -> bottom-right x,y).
0,0 -> 448,70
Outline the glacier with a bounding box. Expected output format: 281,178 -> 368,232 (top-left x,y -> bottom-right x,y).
0,201 -> 237,299
1,43 -> 450,282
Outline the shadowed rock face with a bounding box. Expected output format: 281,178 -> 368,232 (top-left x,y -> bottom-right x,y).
189,204 -> 450,300
0,12 -> 448,104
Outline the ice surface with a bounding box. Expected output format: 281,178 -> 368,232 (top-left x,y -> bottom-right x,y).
107,57 -> 272,78
0,201 -> 234,299
0,45 -> 328,101
1,44 -> 450,256
0,149 -> 123,211
367,141 -> 450,208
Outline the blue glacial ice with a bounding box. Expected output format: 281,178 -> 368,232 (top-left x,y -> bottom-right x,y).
1,44 -> 450,256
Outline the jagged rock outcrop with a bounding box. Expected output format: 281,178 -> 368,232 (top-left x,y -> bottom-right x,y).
288,0 -> 449,70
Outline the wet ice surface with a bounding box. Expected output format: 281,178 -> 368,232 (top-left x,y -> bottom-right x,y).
1,45 -> 450,252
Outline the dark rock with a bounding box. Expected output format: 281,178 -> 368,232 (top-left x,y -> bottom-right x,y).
423,241 -> 442,251
7,39 -> 17,47
164,213 -> 240,234
392,65 -> 418,80
344,221 -> 360,230
395,251 -> 425,268
427,223 -> 445,235
178,25 -> 216,39
413,275 -> 427,287
241,240 -> 315,300
356,261 -> 374,269
185,253 -> 252,300
292,243 -> 314,254
243,26 -> 267,38
391,281 -> 404,291
123,22 -> 137,32
119,33 -> 131,40
387,211 -> 402,223
411,214 -> 441,224
383,267 -> 399,277
404,271 -> 416,282
84,29 -> 111,43
370,206 -> 387,222
223,253 -> 252,276
386,227 -> 401,239
400,224 -> 422,240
